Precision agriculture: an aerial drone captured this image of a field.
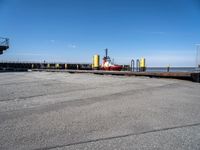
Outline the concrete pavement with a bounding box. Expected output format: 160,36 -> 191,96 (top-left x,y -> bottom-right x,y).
0,72 -> 200,150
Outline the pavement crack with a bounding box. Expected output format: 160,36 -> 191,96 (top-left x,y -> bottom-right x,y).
34,122 -> 200,150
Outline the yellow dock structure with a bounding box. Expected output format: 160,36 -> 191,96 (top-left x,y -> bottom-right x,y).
92,55 -> 100,70
139,57 -> 146,72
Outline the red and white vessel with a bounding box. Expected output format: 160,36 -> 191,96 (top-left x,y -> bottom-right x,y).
101,49 -> 122,71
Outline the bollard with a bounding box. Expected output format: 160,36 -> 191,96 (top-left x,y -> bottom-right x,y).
167,65 -> 170,72
64,64 -> 68,69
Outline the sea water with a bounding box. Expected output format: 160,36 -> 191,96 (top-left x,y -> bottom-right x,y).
146,67 -> 199,72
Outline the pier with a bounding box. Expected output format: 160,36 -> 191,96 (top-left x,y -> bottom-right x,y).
32,69 -> 200,83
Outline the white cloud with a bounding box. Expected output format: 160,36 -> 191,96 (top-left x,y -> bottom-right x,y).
12,53 -> 44,56
68,44 -> 77,49
149,31 -> 165,34
50,40 -> 55,43
133,30 -> 166,35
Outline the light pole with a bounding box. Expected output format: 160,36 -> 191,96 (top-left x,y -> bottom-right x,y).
196,44 -> 200,68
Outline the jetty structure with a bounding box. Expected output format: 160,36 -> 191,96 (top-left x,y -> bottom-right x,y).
0,39 -> 199,82
0,37 -> 9,55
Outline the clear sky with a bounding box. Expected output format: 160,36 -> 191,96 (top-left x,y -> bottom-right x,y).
0,0 -> 200,67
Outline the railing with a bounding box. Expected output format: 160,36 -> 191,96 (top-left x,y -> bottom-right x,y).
0,37 -> 9,47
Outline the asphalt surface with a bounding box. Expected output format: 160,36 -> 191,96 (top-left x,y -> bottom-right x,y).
0,72 -> 200,150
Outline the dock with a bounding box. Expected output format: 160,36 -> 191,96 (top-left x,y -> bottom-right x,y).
1,71 -> 200,149
32,69 -> 200,83
1,62 -> 199,82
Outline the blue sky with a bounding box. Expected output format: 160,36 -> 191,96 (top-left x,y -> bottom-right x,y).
0,0 -> 200,67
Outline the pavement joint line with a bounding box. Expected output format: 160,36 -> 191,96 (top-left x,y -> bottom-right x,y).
0,80 -> 45,86
34,122 -> 200,150
0,87 -> 99,103
0,83 -> 177,115
0,82 -> 177,103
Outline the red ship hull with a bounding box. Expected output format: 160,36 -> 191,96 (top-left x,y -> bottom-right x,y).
101,65 -> 122,71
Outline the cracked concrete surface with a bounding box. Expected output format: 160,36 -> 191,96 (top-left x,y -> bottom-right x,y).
0,72 -> 200,150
